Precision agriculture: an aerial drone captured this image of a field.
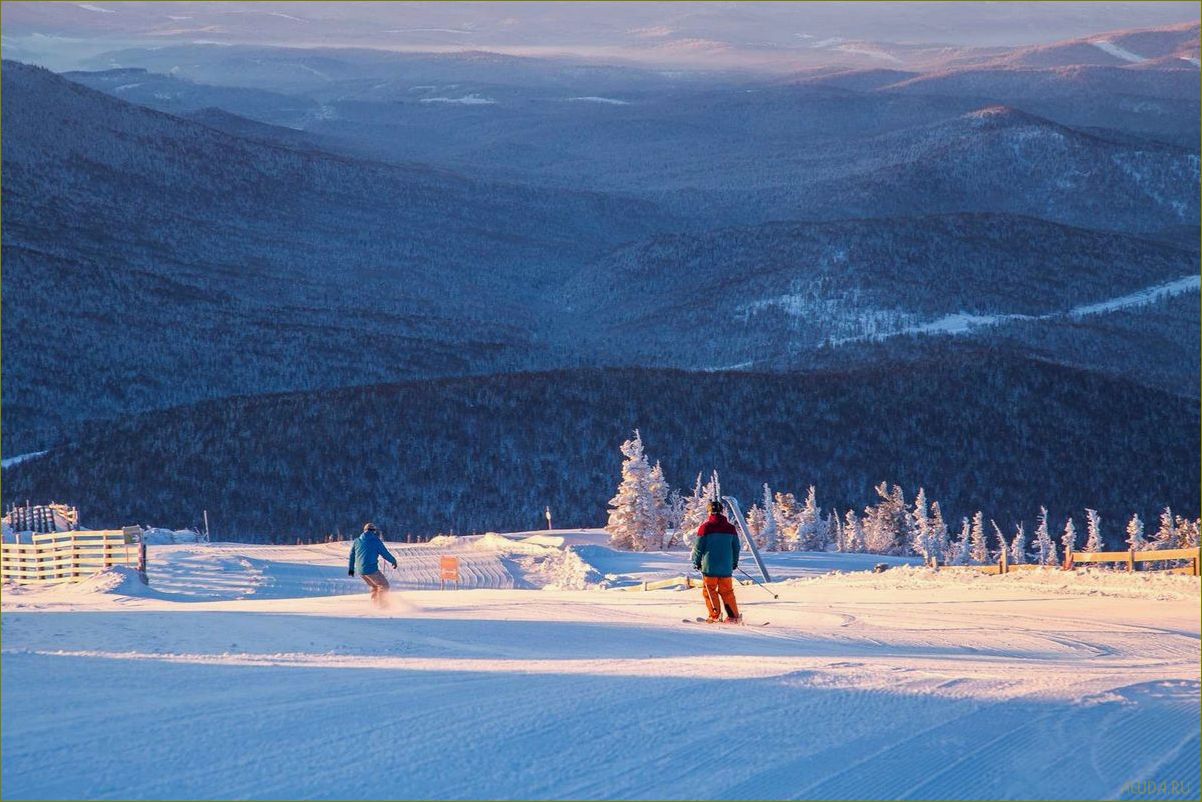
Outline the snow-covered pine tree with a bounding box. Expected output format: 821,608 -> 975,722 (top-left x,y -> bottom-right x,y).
969,512 -> 988,564
843,509 -> 863,553
645,461 -> 671,550
745,504 -> 765,545
1083,509 -> 1104,553
909,487 -> 932,561
824,509 -> 840,552
990,520 -> 1009,563
1125,513 -> 1146,551
605,430 -> 667,551
1175,515 -> 1199,548
668,490 -> 687,538
675,473 -> 709,550
830,509 -> 846,552
1151,507 -> 1175,550
773,491 -> 800,551
796,486 -> 823,551
1032,506 -> 1057,566
950,518 -> 970,565
1061,517 -> 1077,559
929,501 -> 950,565
1009,522 -> 1027,565
759,484 -> 779,552
863,483 -> 908,554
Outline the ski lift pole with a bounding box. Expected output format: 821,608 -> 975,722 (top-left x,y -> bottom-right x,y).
721,495 -> 772,583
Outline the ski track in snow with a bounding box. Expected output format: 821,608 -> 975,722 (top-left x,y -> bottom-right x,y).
1090,39 -> 1148,63
1,450 -> 48,470
836,274 -> 1200,345
1,537 -> 1198,800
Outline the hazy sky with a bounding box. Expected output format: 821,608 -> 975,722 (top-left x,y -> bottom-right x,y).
2,1 -> 1198,70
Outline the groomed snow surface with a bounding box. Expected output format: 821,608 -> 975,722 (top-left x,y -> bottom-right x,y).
2,531 -> 1198,801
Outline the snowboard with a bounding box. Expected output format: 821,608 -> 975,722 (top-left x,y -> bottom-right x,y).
682,617 -> 769,626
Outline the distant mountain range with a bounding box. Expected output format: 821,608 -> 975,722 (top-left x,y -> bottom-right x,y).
1,61 -> 673,452
2,21 -> 1198,534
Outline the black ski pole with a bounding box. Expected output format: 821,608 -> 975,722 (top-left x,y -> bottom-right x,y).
738,567 -> 779,599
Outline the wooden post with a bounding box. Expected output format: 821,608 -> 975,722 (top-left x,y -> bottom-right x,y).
1000,548 -> 1008,575
138,540 -> 148,585
1127,548 -> 1136,572
1064,547 -> 1074,571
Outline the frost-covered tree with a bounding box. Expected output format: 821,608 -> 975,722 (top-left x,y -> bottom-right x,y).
863,482 -> 908,555
909,487 -> 933,561
665,488 -> 686,531
952,518 -> 972,565
796,486 -> 826,551
1125,514 -> 1146,551
605,430 -> 667,551
929,501 -> 950,564
1009,522 -> 1027,565
773,491 -> 800,551
1032,506 -> 1057,566
1152,507 -> 1176,550
1175,516 -> 1199,548
824,509 -> 841,552
665,473 -> 702,549
679,471 -> 721,549
969,512 -> 988,564
1083,509 -> 1104,553
1061,517 -> 1077,558
745,504 -> 765,540
843,509 -> 863,553
759,484 -> 779,552
990,520 -> 1009,563
645,462 -> 671,549
830,509 -> 846,552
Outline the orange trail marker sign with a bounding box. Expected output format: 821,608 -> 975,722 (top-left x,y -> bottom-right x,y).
440,555 -> 460,588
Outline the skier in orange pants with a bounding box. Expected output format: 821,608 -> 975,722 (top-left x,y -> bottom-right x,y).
691,501 -> 741,623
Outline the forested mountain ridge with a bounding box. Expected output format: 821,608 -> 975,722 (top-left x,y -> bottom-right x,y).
0,61 -> 676,453
3,355 -> 1195,541
562,213 -> 1198,369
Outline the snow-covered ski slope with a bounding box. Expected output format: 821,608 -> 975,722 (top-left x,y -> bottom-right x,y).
2,534 -> 1198,801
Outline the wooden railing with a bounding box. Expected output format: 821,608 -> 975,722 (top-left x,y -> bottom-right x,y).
931,546 -> 1201,576
1,530 -> 145,585
1065,546 -> 1200,575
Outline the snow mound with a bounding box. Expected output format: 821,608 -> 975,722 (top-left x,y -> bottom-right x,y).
3,566 -> 157,602
510,546 -> 606,591
792,565 -> 1200,601
464,534 -> 608,589
140,527 -> 202,545
70,565 -> 152,596
518,530 -> 610,549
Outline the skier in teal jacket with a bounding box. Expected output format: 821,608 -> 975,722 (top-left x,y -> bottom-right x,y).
348,523 -> 398,608
691,501 -> 742,622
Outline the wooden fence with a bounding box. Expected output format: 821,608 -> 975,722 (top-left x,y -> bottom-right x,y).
1065,546 -> 1200,576
1,529 -> 145,585
931,546 -> 1201,576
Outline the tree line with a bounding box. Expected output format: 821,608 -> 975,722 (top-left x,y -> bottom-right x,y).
607,430 -> 1201,563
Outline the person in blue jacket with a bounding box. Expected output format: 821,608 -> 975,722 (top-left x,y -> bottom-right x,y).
348,522 -> 398,608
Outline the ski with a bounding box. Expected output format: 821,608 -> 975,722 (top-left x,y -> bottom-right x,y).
682,617 -> 769,626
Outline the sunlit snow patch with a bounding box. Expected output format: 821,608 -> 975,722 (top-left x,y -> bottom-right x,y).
420,94 -> 496,105
566,96 -> 630,105
1090,39 -> 1146,63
